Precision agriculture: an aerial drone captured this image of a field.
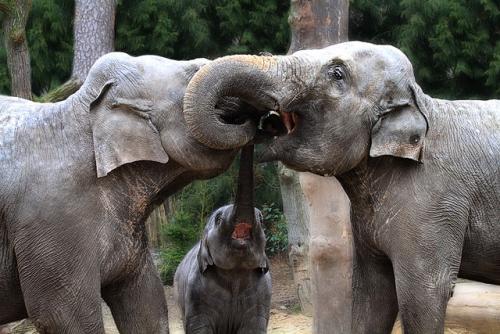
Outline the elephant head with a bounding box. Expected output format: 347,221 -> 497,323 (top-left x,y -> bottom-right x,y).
198,144 -> 268,273
183,42 -> 429,176
77,53 -> 259,178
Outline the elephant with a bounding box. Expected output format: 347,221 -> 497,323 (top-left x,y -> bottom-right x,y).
0,53 -> 255,333
174,144 -> 271,334
181,41 -> 500,334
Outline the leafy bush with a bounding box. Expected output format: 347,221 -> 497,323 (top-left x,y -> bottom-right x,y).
159,209 -> 201,284
262,203 -> 288,256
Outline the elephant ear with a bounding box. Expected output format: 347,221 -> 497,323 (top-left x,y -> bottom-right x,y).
89,81 -> 169,177
197,237 -> 214,274
370,86 -> 429,162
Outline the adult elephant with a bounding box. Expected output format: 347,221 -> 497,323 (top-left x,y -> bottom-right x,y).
183,41 -> 500,334
0,53 -> 256,333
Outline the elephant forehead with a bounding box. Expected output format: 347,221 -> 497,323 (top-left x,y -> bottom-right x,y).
294,41 -> 413,74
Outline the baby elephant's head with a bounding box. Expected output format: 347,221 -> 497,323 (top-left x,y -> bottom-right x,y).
197,145 -> 269,273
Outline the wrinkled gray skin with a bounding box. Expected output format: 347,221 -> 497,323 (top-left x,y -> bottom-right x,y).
174,145 -> 271,334
0,53 -> 252,333
182,41 -> 500,334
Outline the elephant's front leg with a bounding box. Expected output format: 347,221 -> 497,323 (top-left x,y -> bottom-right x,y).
102,255 -> 169,334
15,235 -> 105,333
351,246 -> 399,334
184,314 -> 214,334
238,316 -> 268,334
392,236 -> 463,333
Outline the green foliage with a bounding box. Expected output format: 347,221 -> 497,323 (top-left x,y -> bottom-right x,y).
159,209 -> 200,284
350,0 -> 500,99
262,203 -> 288,256
116,0 -> 289,59
27,0 -> 73,95
0,46 -> 9,93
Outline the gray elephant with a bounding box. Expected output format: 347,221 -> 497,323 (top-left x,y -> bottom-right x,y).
174,144 -> 271,334
181,42 -> 500,334
0,53 -> 254,333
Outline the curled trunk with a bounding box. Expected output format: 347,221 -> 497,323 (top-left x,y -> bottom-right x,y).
183,56 -> 279,150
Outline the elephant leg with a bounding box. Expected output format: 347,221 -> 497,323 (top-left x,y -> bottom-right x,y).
392,241 -> 463,333
15,237 -> 105,333
102,255 -> 169,334
351,248 -> 399,334
184,313 -> 214,334
238,323 -> 267,334
238,313 -> 269,334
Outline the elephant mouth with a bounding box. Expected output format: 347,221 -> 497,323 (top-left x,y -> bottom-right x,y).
231,222 -> 253,241
258,109 -> 299,139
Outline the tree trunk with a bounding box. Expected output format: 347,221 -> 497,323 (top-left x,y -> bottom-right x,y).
279,165 -> 312,315
1,0 -> 32,100
288,0 -> 348,52
72,0 -> 115,83
301,173 -> 352,333
282,0 -> 350,327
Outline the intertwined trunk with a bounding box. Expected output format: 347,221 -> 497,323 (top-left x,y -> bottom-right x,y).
282,0 -> 351,328
0,0 -> 32,100
72,0 -> 115,83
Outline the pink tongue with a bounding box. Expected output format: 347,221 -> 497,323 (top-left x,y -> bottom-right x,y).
231,222 -> 252,240
281,112 -> 294,133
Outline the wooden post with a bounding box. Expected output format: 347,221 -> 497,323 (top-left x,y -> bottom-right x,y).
282,0 -> 351,327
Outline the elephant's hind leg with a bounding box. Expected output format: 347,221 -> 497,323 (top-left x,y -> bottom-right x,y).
102,256 -> 169,334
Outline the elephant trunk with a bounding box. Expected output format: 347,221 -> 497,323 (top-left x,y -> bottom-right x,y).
230,144 -> 256,241
183,55 -> 280,150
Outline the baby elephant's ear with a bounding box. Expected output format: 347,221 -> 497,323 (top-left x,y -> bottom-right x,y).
197,238 -> 214,274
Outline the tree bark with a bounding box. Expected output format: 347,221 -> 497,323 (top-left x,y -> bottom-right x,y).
301,173 -> 352,333
279,165 -> 313,315
282,0 -> 350,327
1,0 -> 32,100
288,0 -> 349,52
72,0 -> 115,83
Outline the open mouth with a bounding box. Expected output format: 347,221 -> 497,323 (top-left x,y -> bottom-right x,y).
231,222 -> 252,241
258,109 -> 298,138
215,96 -> 299,141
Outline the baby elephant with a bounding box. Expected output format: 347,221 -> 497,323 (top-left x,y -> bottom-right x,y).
175,145 -> 271,334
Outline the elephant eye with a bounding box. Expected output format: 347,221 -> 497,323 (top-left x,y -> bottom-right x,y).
328,66 -> 344,80
215,212 -> 223,225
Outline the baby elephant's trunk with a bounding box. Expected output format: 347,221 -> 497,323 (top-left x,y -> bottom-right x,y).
231,144 -> 256,241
